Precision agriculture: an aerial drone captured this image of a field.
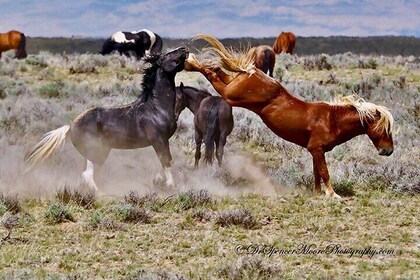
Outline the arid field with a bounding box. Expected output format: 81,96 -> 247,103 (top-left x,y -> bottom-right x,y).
0,50 -> 419,279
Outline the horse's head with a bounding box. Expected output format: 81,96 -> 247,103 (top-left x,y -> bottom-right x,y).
159,46 -> 189,73
175,82 -> 187,120
366,110 -> 394,156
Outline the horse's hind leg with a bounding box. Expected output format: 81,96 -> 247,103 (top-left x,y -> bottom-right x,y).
82,160 -> 99,191
216,134 -> 227,167
194,130 -> 203,168
152,139 -> 174,188
80,147 -> 110,193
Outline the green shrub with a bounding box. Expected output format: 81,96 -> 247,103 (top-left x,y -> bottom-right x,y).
39,82 -> 63,98
44,202 -> 75,224
174,189 -> 213,211
0,193 -> 22,213
333,179 -> 356,197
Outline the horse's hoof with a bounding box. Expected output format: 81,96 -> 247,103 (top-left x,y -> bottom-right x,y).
325,192 -> 342,201
153,176 -> 165,187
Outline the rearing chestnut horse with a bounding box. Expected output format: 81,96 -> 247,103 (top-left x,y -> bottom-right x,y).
185,34 -> 394,199
0,30 -> 27,59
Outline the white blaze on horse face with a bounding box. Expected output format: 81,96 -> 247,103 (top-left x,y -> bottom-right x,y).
111,31 -> 135,44
82,160 -> 98,191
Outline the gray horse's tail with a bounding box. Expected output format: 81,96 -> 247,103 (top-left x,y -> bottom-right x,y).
16,32 -> 27,59
204,100 -> 219,164
25,125 -> 71,172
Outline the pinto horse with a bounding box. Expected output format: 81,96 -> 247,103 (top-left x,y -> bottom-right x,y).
25,47 -> 189,192
175,83 -> 233,167
101,29 -> 163,59
273,32 -> 296,54
250,45 -> 275,77
0,30 -> 27,59
185,34 -> 394,199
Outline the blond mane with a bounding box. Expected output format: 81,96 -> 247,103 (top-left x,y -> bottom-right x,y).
191,34 -> 256,75
330,95 -> 394,135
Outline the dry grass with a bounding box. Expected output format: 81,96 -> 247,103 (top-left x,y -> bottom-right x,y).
0,190 -> 418,278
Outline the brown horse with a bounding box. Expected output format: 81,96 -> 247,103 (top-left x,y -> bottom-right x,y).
175,83 -> 233,167
249,45 -> 275,77
185,34 -> 394,199
273,32 -> 296,54
0,30 -> 27,59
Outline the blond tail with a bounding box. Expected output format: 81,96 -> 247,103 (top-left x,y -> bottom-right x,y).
24,125 -> 71,172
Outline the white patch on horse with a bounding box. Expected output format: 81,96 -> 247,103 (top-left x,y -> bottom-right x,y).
132,29 -> 156,55
82,160 -> 98,191
111,31 -> 134,44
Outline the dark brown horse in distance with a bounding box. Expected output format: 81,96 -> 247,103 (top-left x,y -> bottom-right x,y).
185,34 -> 394,199
250,45 -> 275,77
175,83 -> 233,167
0,30 -> 27,59
25,47 -> 189,192
273,32 -> 296,54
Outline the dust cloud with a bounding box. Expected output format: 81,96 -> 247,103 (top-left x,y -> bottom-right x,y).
0,140 -> 287,198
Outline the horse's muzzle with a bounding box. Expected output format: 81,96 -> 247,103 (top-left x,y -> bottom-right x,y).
378,148 -> 393,156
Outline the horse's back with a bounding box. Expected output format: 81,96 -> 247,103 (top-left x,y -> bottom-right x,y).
0,30 -> 23,51
273,32 -> 296,54
200,96 -> 233,133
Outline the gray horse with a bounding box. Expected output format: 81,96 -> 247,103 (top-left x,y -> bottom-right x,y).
25,47 -> 189,192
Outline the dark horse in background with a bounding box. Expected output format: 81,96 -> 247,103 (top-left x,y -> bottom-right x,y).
175,83 -> 233,167
25,47 -> 189,192
250,45 -> 275,77
100,29 -> 163,59
273,32 -> 296,54
0,30 -> 27,59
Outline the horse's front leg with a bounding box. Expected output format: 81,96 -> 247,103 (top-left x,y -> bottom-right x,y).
310,149 -> 341,200
151,139 -> 175,188
312,158 -> 322,194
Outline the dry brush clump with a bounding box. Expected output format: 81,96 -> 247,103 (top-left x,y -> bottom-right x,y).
216,257 -> 282,280
215,208 -> 259,229
124,191 -> 166,211
172,189 -> 214,211
55,185 -> 95,209
118,204 -> 152,224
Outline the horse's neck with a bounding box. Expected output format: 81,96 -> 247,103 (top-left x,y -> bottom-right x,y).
186,91 -> 209,114
333,105 -> 367,141
147,69 -> 176,113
